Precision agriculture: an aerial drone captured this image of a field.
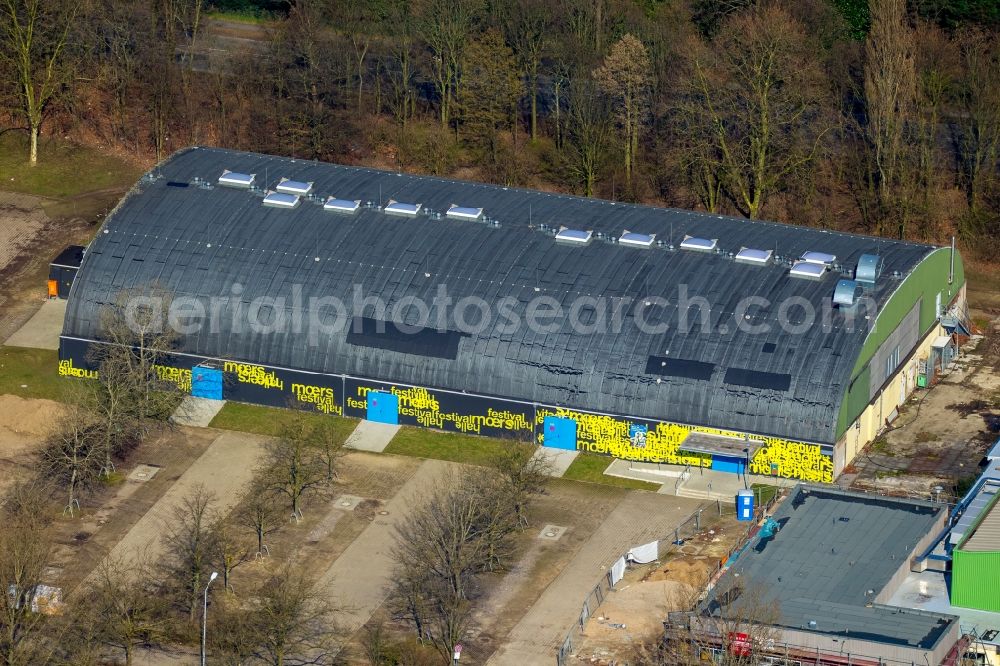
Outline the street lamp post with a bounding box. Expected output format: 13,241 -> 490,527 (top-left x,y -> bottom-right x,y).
201,571 -> 219,666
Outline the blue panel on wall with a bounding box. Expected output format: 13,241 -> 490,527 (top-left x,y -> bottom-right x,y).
191,366 -> 223,400
712,455 -> 745,474
542,416 -> 577,450
367,391 -> 399,425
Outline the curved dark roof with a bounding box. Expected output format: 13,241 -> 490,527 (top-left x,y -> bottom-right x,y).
63,147 -> 937,444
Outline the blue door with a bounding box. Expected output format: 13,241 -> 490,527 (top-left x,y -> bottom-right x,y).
367,391 -> 399,425
712,454 -> 746,474
542,416 -> 577,450
191,366 -> 223,400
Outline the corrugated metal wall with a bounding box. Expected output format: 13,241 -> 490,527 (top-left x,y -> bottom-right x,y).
952,549 -> 1000,611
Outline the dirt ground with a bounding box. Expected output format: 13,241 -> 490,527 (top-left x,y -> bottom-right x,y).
847,325 -> 1000,499
0,394 -> 64,494
569,516 -> 744,664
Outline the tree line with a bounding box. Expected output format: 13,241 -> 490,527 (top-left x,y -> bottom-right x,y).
0,285 -> 552,664
0,0 -> 998,252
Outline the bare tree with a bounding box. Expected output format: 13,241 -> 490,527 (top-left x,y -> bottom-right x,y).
40,401 -> 102,517
415,0 -> 483,128
389,470 -> 519,661
265,430 -> 327,521
593,34 -> 652,194
566,77 -> 613,196
162,485 -> 218,622
237,481 -> 284,559
0,0 -> 78,165
681,7 -> 831,219
303,420 -> 346,485
501,0 -> 551,141
209,519 -> 249,593
249,565 -> 338,666
956,28 -> 1000,212
0,482 -> 54,666
488,442 -> 550,527
864,0 -> 917,236
85,554 -> 168,666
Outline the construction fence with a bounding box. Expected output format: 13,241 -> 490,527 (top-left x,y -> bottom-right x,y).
555,486 -> 783,666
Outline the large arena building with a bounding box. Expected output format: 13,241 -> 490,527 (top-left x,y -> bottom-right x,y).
59,147 -> 968,483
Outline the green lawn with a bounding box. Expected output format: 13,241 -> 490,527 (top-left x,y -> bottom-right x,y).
562,452 -> 661,491
208,401 -> 357,440
0,346 -> 65,400
0,134 -> 141,199
384,426 -> 513,466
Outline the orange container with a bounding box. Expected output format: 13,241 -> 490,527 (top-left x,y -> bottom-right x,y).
47,279 -> 58,298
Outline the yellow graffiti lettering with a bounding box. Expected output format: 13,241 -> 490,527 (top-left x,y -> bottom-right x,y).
57,359 -> 98,380
223,361 -> 284,390
153,365 -> 192,392
535,407 -> 832,483
291,383 -> 342,415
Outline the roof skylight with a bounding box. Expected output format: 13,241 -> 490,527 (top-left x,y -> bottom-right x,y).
789,260 -> 826,279
276,178 -> 312,195
555,227 -> 593,244
218,170 -> 255,188
800,251 -> 837,265
446,205 -> 484,220
619,231 -> 655,248
324,198 -> 360,213
262,191 -> 300,208
680,236 -> 718,252
735,247 -> 773,265
384,201 -> 421,216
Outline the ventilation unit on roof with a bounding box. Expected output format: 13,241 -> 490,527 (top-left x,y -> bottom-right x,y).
262,191 -> 300,208
734,247 -> 773,265
555,227 -> 593,244
218,170 -> 255,188
276,178 -> 312,195
619,231 -> 655,248
800,251 -> 836,265
679,236 -> 718,252
855,253 -> 882,285
833,279 -> 861,307
384,200 -> 421,216
789,260 -> 826,280
446,205 -> 483,220
324,197 -> 360,213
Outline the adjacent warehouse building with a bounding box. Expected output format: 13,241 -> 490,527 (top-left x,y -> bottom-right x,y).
59,147 -> 967,483
695,485 -> 961,664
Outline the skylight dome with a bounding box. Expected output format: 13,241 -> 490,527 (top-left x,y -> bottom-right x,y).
218,170 -> 254,188
619,231 -> 655,248
324,198 -> 360,213
800,251 -> 836,265
276,178 -> 312,195
735,247 -> 773,265
555,227 -> 593,244
262,191 -> 300,208
446,205 -> 483,220
384,201 -> 421,216
680,236 -> 718,252
789,260 -> 826,279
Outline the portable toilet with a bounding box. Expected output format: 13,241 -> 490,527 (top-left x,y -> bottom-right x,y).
736,489 -> 754,522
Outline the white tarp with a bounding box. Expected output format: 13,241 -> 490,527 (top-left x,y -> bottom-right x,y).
610,556 -> 627,586
626,539 -> 659,564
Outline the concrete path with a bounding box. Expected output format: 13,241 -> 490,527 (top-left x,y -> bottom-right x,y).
488,492 -> 703,666
169,396 -> 226,427
318,458 -> 450,638
3,299 -> 65,349
343,420 -> 400,453
88,431 -> 270,577
532,446 -> 579,477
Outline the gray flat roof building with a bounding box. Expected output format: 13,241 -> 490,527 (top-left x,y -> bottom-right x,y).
700,486 -> 958,660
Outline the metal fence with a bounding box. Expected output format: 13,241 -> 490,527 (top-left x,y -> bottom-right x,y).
556,489 -> 783,666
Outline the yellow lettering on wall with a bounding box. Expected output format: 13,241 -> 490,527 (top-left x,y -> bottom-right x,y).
57,359 -> 98,380
223,361 -> 284,390
535,407 -> 833,483
291,383 -> 342,415
153,364 -> 192,392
